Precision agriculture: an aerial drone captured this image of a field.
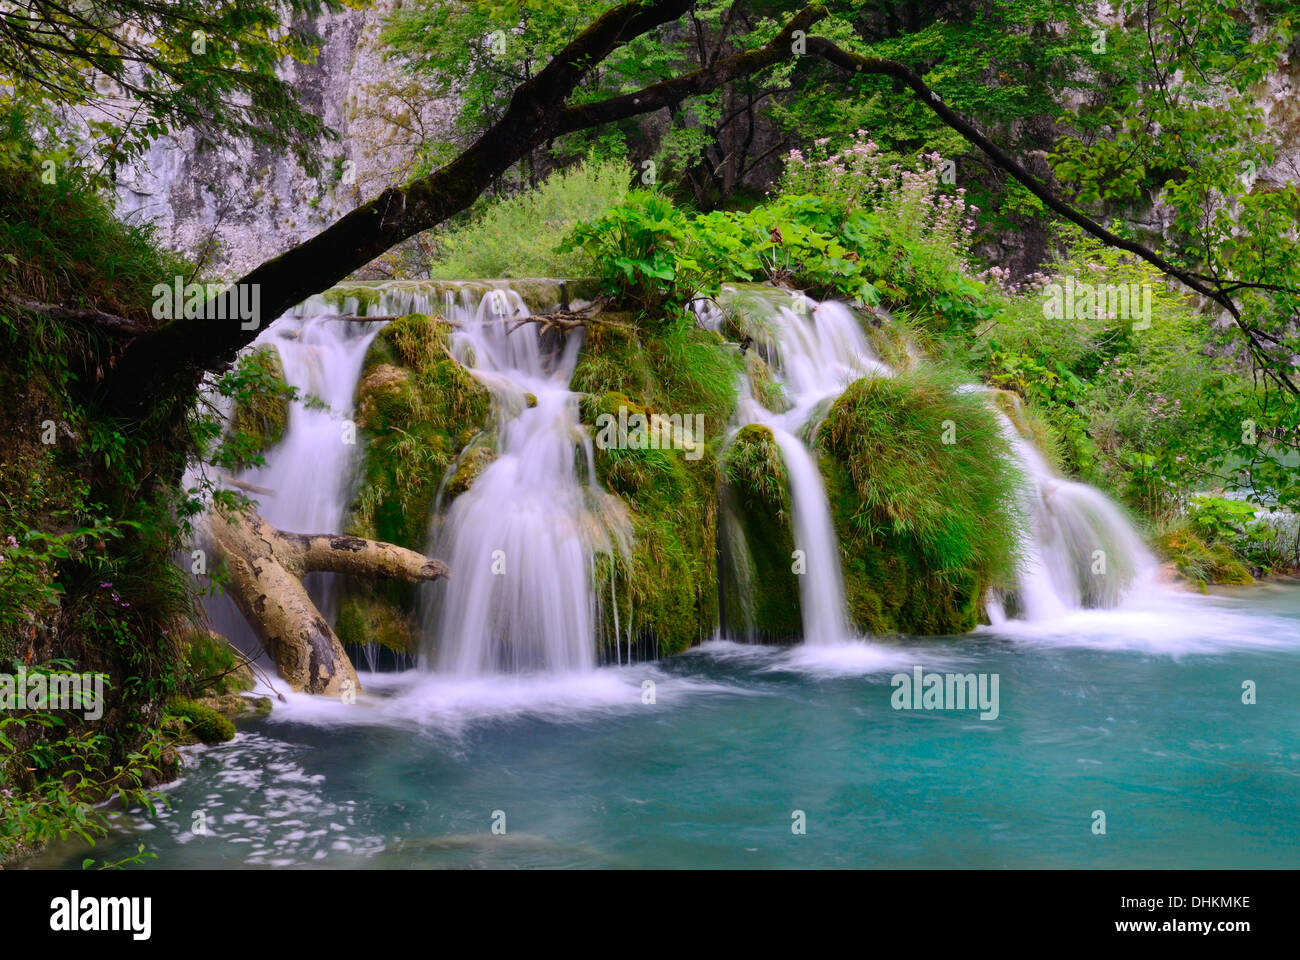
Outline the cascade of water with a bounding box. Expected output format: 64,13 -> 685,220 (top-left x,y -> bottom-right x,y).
718,284 -> 1157,639
722,286 -> 890,644
196,298 -> 381,647
422,287 -> 626,676
199,278 -> 1162,679
989,396 -> 1157,621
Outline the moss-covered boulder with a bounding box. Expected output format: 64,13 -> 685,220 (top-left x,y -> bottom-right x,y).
444,443 -> 497,501
719,424 -> 801,641
817,367 -> 1025,635
225,344 -> 291,468
164,698 -> 236,745
338,312 -> 492,653
577,313 -> 742,656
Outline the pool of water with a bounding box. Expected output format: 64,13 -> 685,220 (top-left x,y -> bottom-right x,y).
50,581 -> 1300,869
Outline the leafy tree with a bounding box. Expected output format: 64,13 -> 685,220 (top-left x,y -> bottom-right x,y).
0,0 -> 347,173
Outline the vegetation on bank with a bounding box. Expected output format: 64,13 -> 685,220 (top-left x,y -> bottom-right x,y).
0,127 -> 295,865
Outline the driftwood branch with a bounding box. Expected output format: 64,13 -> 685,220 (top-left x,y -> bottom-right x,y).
204,508 -> 448,695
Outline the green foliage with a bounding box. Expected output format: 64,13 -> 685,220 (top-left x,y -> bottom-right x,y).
1154,524 -> 1254,591
428,159 -> 630,279
180,630 -> 252,698
975,229 -> 1299,525
0,124 -> 188,314
818,366 -> 1024,588
1,3 -> 340,174
563,140 -> 997,334
1,674 -> 170,862
1188,495 -> 1270,545
1049,0 -> 1300,397
214,345 -> 295,471
0,129 -> 205,865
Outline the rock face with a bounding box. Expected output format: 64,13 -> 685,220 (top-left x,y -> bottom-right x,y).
110,1 -> 455,279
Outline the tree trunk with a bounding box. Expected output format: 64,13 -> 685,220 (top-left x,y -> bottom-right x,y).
203,508 -> 448,695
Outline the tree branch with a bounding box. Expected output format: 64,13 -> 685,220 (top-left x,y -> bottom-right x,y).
103,0 -> 697,411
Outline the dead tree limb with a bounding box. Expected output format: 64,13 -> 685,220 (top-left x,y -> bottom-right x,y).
203,508 -> 448,695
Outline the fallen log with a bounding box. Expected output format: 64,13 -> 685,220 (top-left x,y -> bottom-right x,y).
203,508 -> 448,695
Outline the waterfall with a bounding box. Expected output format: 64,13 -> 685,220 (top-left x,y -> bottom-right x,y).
207,281 -> 623,677
421,287 -> 624,676
716,284 -> 1157,641
721,286 -> 890,645
197,296 -> 381,646
988,394 -> 1157,621
203,278 -> 1162,677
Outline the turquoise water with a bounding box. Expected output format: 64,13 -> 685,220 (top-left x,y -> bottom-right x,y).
53,581 -> 1300,869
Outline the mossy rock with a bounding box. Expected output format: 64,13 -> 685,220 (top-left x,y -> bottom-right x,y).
226,344 -> 290,467
355,363 -> 412,429
577,316 -> 732,655
340,312 -> 492,653
197,692 -> 272,720
720,425 -> 801,640
816,367 -> 1024,636
336,588 -> 420,654
445,443 -> 497,501
572,313 -> 655,401
321,283 -> 385,315
165,698 -> 236,745
347,313 -> 490,549
822,457 -> 983,635
745,352 -> 790,413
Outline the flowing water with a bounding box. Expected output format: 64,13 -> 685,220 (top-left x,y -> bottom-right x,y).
988,393 -> 1157,622
423,287 -> 621,675
46,579 -> 1300,869
719,286 -> 891,645
78,280 -> 1296,870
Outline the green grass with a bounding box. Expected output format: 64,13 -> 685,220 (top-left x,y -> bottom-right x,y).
428,159 -> 630,279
